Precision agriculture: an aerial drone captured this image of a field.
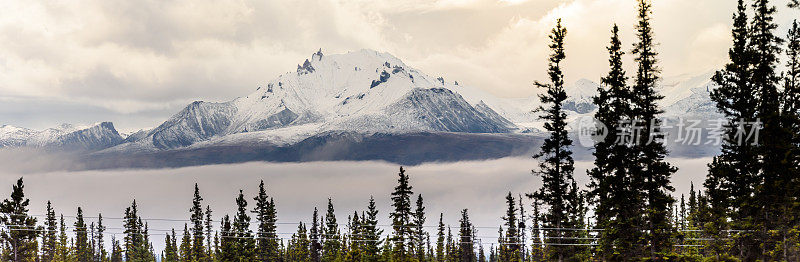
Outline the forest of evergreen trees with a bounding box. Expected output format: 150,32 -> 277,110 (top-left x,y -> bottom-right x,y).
1,0 -> 799,261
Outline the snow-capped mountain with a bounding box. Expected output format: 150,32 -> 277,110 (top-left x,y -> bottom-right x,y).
0,49 -> 721,168
0,122 -> 124,151
120,49 -> 521,150
0,125 -> 36,147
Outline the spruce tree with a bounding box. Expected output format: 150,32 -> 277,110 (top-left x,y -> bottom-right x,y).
96,214 -> 106,261
785,20 -> 800,115
309,207 -> 321,262
204,205 -> 214,261
436,214 -> 445,262
457,209 -> 475,262
252,180 -> 279,261
362,197 -> 382,261
749,0 -> 792,259
164,229 -> 179,262
501,192 -> 519,261
56,214 -> 70,261
232,190 -> 255,260
74,207 -> 91,262
412,194 -> 427,261
587,23 -> 646,260
189,184 -> 205,261
517,195 -> 527,261
783,22 -> 800,236
528,18 -> 581,261
390,166 -> 414,261
110,236 -> 122,262
217,215 -> 235,262
41,201 -> 57,262
322,198 -> 341,261
179,224 -> 192,262
630,0 -> 676,257
90,222 -> 97,262
287,222 -> 310,261
345,211 -> 363,262
0,178 -> 39,262
705,3 -> 762,258
529,201 -> 544,261
445,227 -> 456,262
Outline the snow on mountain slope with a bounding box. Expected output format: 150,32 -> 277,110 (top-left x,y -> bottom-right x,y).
1,49 -> 718,158
113,49 -> 720,152
45,122 -> 124,151
659,72 -> 715,106
25,123 -> 82,147
563,79 -> 599,114
123,49 -> 519,150
329,88 -> 514,133
0,125 -> 36,147
0,122 -> 124,151
663,84 -> 721,120
148,101 -> 238,149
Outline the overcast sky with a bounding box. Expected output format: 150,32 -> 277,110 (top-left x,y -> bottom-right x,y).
1,0 -> 798,131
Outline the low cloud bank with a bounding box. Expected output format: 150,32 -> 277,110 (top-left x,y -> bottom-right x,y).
0,156 -> 710,250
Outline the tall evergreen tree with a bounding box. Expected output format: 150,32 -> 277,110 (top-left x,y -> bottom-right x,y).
528,18 -> 581,261
529,202 -> 544,261
322,198 -> 341,261
704,0 -> 759,258
390,166 -> 414,261
500,192 -> 519,261
232,190 -> 255,260
749,0 -> 791,259
345,211 -> 363,262
217,215 -> 235,262
412,194 -> 427,262
74,207 -> 91,262
189,184 -> 205,261
517,195 -> 527,261
109,236 -> 122,262
0,178 -> 39,262
287,222 -> 309,261
588,23 -> 646,260
163,229 -> 179,262
179,224 -> 192,262
204,205 -> 214,261
362,197 -> 382,261
630,0 -> 677,257
436,214 -> 445,262
252,180 -> 279,261
783,21 -> 800,222
309,207 -> 321,262
56,214 -> 70,261
458,209 -> 475,262
41,201 -> 57,262
445,227 -> 456,262
96,214 -> 106,262
123,200 -> 153,261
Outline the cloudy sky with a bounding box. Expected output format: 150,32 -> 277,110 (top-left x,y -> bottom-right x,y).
1,0 -> 798,131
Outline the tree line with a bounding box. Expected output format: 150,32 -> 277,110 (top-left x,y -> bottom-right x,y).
1,0 -> 799,261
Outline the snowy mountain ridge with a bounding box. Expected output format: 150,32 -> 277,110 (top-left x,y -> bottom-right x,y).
0,122 -> 124,151
0,49 -> 720,166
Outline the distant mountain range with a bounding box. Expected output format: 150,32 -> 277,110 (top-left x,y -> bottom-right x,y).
0,50 -> 722,169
